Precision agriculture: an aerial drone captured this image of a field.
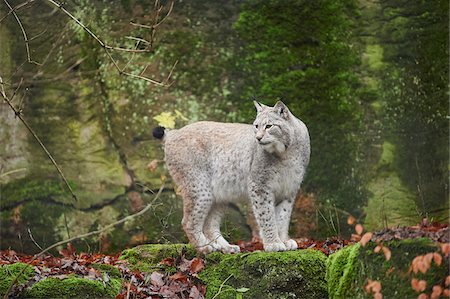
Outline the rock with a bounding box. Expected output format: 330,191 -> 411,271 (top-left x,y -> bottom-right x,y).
199,250 -> 328,299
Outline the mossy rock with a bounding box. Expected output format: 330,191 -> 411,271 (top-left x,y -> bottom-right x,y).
120,243 -> 197,272
24,274 -> 121,299
199,249 -> 328,299
326,239 -> 448,298
0,262 -> 34,297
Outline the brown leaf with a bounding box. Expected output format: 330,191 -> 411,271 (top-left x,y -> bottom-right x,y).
59,243 -> 76,258
445,275 -> 450,287
360,232 -> 373,247
159,257 -> 175,266
169,272 -> 188,282
365,279 -> 381,294
417,293 -> 429,299
150,271 -> 165,287
190,257 -> 205,274
441,243 -> 450,257
417,280 -> 427,292
382,247 -> 391,261
374,292 -> 383,299
433,253 -> 442,266
443,289 -> 450,297
355,224 -> 364,235
371,281 -> 382,294
351,234 -> 361,241
347,216 -> 356,226
431,285 -> 442,299
411,278 -> 420,292
374,245 -> 382,253
189,285 -> 202,299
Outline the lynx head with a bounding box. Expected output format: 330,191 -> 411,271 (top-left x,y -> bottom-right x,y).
253,100 -> 294,154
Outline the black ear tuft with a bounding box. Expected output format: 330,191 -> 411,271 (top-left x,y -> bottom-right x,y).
152,126 -> 165,139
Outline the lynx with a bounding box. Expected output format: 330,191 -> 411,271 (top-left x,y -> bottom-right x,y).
153,101 -> 310,253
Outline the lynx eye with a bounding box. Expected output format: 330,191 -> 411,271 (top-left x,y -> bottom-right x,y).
265,124 -> 273,129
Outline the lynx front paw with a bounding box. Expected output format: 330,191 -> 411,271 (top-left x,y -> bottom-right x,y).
284,239 -> 298,250
218,244 -> 240,254
196,243 -> 215,254
263,242 -> 287,252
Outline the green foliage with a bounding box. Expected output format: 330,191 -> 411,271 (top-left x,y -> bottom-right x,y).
379,0 -> 449,217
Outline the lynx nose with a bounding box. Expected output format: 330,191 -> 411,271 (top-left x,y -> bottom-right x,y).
256,135 -> 263,141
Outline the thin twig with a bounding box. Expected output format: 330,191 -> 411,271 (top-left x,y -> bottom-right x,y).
0,76 -> 77,201
2,184 -> 165,299
211,274 -> 234,299
3,0 -> 41,65
44,0 -> 174,86
0,0 -> 35,24
27,228 -> 43,251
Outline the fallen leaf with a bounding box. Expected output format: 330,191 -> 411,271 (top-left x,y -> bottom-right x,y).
445,275 -> 450,287
159,257 -> 175,266
170,272 -> 188,282
355,224 -> 364,235
418,280 -> 427,292
189,258 -> 204,274
431,285 -> 442,299
417,293 -> 429,299
441,243 -> 450,257
360,232 -> 373,247
433,253 -> 442,266
374,292 -> 383,299
443,289 -> 450,297
411,278 -> 420,292
347,216 -> 356,225
382,247 -> 391,261
150,271 -> 165,287
374,245 -> 382,253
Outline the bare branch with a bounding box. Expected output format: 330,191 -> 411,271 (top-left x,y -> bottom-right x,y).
44,0 -> 175,87
0,0 -> 35,24
0,76 -> 78,201
2,0 -> 41,65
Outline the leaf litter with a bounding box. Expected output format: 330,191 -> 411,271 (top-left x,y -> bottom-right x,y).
0,221 -> 447,298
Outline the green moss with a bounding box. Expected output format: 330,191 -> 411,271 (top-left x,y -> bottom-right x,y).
0,177 -> 68,209
24,274 -> 121,299
120,243 -> 197,272
326,239 -> 448,299
326,243 -> 361,299
91,263 -> 121,278
0,263 -> 34,297
199,249 -> 327,299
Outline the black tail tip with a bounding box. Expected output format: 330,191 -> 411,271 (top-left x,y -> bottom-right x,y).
152,126 -> 165,139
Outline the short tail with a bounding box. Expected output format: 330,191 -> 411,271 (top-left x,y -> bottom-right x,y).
152,126 -> 166,140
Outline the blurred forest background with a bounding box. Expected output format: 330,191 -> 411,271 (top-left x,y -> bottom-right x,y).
0,0 -> 448,254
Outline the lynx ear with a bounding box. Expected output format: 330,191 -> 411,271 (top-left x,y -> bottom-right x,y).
254,100 -> 263,113
274,101 -> 290,119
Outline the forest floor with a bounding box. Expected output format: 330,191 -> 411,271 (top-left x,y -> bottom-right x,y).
1,221 -> 448,298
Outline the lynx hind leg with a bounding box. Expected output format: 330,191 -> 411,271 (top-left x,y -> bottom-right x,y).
276,198 -> 298,251
204,204 -> 240,254
179,180 -> 215,254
